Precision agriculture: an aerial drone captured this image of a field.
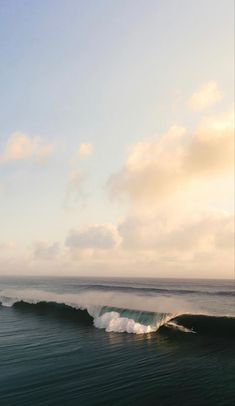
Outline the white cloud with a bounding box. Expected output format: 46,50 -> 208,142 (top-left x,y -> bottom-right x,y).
78,143 -> 93,158
188,81 -> 223,112
33,242 -> 60,261
114,211 -> 234,278
104,108 -> 234,278
66,225 -> 120,250
65,143 -> 93,207
0,132 -> 53,164
67,170 -> 85,191
108,111 -> 234,204
64,170 -> 87,209
118,212 -> 234,255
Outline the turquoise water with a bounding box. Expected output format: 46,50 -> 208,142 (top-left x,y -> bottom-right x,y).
0,277 -> 234,405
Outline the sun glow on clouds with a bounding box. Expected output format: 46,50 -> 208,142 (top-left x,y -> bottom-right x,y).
78,143 -> 93,158
0,132 -> 53,164
108,110 -> 234,204
103,106 -> 234,277
188,81 -> 223,112
50,102 -> 234,278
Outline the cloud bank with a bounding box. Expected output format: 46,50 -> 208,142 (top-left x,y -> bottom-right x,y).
108,111 -> 234,204
0,86 -> 233,278
66,225 -> 119,250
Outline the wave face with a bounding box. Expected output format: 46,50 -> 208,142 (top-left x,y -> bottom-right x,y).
0,286 -> 234,337
0,291 -> 174,334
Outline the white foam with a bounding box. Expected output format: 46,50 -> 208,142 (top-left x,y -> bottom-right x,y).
93,311 -> 157,334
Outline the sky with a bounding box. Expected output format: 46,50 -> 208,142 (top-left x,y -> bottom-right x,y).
0,0 -> 234,278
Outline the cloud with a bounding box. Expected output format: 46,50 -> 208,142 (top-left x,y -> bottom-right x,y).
65,143 -> 93,205
0,132 -> 53,164
66,225 -> 120,250
64,170 -> 87,209
118,212 -> 234,255
115,210 -> 234,278
188,81 -> 223,111
69,143 -> 93,167
0,241 -> 16,252
105,107 -> 234,278
33,242 -> 60,261
108,111 -> 234,204
67,170 -> 85,191
36,144 -> 54,164
78,143 -> 93,158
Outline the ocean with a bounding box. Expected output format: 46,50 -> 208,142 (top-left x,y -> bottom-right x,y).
0,276 -> 234,406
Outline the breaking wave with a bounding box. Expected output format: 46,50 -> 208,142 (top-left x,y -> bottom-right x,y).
0,289 -> 234,337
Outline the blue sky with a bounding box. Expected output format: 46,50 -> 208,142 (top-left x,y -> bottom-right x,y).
0,0 -> 234,277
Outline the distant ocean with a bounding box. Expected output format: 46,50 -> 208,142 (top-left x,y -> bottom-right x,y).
0,276 -> 234,406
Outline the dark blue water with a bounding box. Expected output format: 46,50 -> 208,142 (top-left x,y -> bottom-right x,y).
0,277 -> 234,405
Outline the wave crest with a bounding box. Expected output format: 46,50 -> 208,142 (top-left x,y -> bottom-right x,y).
0,289 -> 234,337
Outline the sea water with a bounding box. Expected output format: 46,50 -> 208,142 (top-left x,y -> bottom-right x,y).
0,277 -> 234,405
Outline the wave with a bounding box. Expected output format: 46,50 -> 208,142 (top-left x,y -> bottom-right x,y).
91,306 -> 175,334
0,289 -> 234,337
63,283 -> 235,297
0,293 -> 174,334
